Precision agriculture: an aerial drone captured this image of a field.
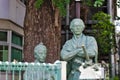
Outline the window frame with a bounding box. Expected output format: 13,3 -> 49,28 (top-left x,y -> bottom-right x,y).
0,30 -> 23,62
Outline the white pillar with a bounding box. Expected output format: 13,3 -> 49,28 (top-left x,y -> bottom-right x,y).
61,61 -> 67,80
8,30 -> 12,62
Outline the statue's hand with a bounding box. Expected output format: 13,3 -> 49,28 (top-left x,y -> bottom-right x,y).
76,48 -> 84,57
83,59 -> 93,68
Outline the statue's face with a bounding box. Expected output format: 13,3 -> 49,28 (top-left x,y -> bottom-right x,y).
71,21 -> 84,35
35,49 -> 47,62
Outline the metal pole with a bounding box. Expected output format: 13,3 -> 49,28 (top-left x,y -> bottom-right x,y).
75,0 -> 82,18
8,30 -> 12,62
66,3 -> 69,41
107,0 -> 115,78
118,39 -> 120,78
107,0 -> 113,22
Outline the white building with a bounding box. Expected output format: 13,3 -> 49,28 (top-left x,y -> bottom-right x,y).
0,0 -> 26,62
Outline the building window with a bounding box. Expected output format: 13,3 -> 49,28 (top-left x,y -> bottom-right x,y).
0,30 -> 23,62
11,32 -> 23,62
12,32 -> 23,46
0,31 -> 7,41
0,46 -> 8,61
11,47 -> 22,62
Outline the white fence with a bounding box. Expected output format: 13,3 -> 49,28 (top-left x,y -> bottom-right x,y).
0,61 -> 67,80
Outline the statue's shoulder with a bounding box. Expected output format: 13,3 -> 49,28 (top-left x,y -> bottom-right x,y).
65,39 -> 72,44
63,39 -> 73,47
85,35 -> 96,41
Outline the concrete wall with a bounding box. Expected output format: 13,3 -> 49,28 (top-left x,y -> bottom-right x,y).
0,20 -> 24,35
0,0 -> 26,27
0,0 -> 9,19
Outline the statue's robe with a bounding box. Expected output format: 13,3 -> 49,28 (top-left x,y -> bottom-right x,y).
61,34 -> 98,80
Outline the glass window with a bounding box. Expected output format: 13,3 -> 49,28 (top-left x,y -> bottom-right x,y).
11,47 -> 22,62
12,32 -> 23,46
0,31 -> 7,41
0,46 -> 8,61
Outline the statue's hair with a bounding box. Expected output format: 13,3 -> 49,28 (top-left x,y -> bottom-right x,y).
34,43 -> 47,55
70,18 -> 85,29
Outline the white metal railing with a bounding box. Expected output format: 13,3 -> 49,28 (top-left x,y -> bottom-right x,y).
0,61 -> 67,80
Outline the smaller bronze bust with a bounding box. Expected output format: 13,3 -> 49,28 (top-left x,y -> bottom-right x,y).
24,43 -> 54,80
34,42 -> 47,63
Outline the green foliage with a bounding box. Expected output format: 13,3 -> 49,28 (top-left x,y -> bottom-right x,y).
35,0 -> 104,16
113,76 -> 119,80
82,0 -> 104,7
110,76 -> 120,80
52,0 -> 70,16
35,0 -> 44,8
92,11 -> 115,54
35,0 -> 70,16
94,0 -> 105,7
82,0 -> 94,6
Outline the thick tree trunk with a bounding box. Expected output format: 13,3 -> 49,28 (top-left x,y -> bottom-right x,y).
24,0 -> 61,63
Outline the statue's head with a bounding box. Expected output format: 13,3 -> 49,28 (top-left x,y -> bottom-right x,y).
34,42 -> 47,62
70,18 -> 85,35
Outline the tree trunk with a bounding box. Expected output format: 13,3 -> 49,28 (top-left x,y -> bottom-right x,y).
24,0 -> 61,63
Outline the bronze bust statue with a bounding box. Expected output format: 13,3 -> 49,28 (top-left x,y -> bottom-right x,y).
24,43 -> 54,80
60,18 -> 98,80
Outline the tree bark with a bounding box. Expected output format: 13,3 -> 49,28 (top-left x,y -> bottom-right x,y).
24,0 -> 61,63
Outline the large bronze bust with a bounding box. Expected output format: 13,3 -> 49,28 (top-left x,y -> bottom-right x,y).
60,18 -> 98,80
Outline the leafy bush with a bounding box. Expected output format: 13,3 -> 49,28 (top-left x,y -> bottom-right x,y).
113,76 -> 119,80
92,11 -> 116,54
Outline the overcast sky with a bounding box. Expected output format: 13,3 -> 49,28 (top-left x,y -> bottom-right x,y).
115,6 -> 120,33
117,7 -> 120,17
117,0 -> 120,16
